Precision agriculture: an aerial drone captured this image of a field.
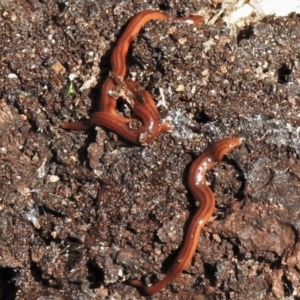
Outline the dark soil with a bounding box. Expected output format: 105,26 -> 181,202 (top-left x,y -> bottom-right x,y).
1,1 -> 300,299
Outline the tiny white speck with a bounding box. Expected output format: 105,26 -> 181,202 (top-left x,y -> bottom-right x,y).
184,19 -> 194,24
157,87 -> 167,108
69,73 -> 76,81
196,173 -> 203,184
80,76 -> 96,91
48,175 -> 60,183
8,73 -> 18,79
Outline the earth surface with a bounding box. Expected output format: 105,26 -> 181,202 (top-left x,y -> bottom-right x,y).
1,0 -> 300,299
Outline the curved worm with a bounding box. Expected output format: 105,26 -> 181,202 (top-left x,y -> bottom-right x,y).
111,10 -> 204,77
129,137 -> 243,295
61,10 -> 204,144
90,78 -> 172,144
61,75 -> 172,143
